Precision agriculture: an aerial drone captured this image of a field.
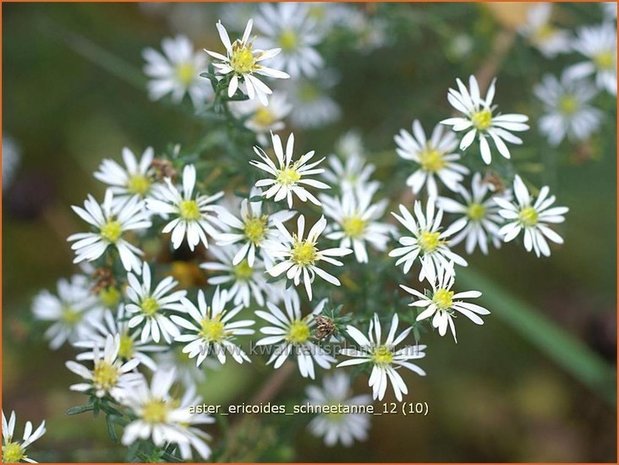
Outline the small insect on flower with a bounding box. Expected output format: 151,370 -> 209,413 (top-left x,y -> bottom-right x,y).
401,262 -> 490,342
494,175 -> 569,257
66,334 -> 142,399
146,164 -> 224,251
255,293 -> 335,379
534,72 -> 602,146
320,186 -> 395,263
68,190 -> 151,273
390,199 -> 467,282
441,75 -> 529,164
171,287 -> 255,366
215,187 -> 296,266
567,23 -> 617,95
337,313 -> 426,401
254,3 -> 324,78
2,410 -> 46,464
32,275 -> 101,350
517,3 -> 571,58
437,172 -> 508,255
94,147 -> 155,200
125,262 -> 187,344
264,214 -> 352,300
305,373 -> 372,447
205,19 -> 290,105
143,35 -> 212,109
313,314 -> 337,341
394,120 -> 469,197
250,132 -> 330,208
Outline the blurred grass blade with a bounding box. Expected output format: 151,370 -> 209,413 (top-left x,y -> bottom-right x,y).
458,268 -> 616,406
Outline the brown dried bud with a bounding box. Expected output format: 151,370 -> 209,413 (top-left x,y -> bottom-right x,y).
482,171 -> 507,194
314,315 -> 336,340
151,158 -> 177,181
91,267 -> 116,295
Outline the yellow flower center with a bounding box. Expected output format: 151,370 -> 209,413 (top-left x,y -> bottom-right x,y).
100,220 -> 123,243
175,62 -> 196,86
99,287 -> 121,308
253,107 -> 276,127
276,167 -> 301,185
233,260 -> 254,281
2,442 -> 25,463
287,320 -> 311,344
558,94 -> 579,115
594,50 -> 615,71
179,200 -> 201,221
92,360 -> 119,391
230,42 -> 257,74
298,82 -> 320,103
342,215 -> 366,238
279,29 -> 298,51
244,216 -> 268,244
371,345 -> 393,365
118,333 -> 134,359
418,231 -> 442,253
142,398 -> 169,424
433,288 -> 454,310
519,206 -> 538,227
62,307 -> 82,325
471,109 -> 493,131
419,147 -> 446,172
467,202 -> 487,221
533,24 -> 556,41
200,316 -> 226,342
127,174 -> 151,196
140,297 -> 160,317
291,240 -> 317,266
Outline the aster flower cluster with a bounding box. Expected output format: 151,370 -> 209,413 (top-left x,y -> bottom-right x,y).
19,4 -> 597,461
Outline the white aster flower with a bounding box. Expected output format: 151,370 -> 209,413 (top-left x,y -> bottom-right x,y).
254,3 -> 324,78
395,120 -> 469,197
337,314 -> 426,401
441,75 -> 529,164
205,19 -> 290,105
305,373 -> 372,447
125,261 -> 186,344
320,187 -> 395,263
2,411 -> 46,463
68,190 -> 151,273
495,175 -> 569,257
322,133 -> 377,194
32,275 -> 101,349
143,35 -> 212,109
401,262 -> 490,342
534,72 -> 602,146
390,200 -> 467,282
437,172 -> 508,255
66,334 -> 142,398
146,165 -> 223,251
200,245 -> 269,308
215,188 -> 296,266
171,288 -> 255,366
230,91 -> 292,144
264,215 -> 352,300
94,147 -> 155,200
250,132 -> 329,208
518,3 -> 571,57
154,347 -> 216,390
255,293 -> 335,379
2,136 -> 20,191
281,71 -> 341,129
567,23 -> 617,95
73,305 -> 165,371
174,385 -> 215,461
119,368 -> 210,452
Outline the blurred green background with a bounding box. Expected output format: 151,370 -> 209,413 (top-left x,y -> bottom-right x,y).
2,2 -> 616,462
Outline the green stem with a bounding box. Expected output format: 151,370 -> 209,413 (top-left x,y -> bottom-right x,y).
457,267 -> 616,406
